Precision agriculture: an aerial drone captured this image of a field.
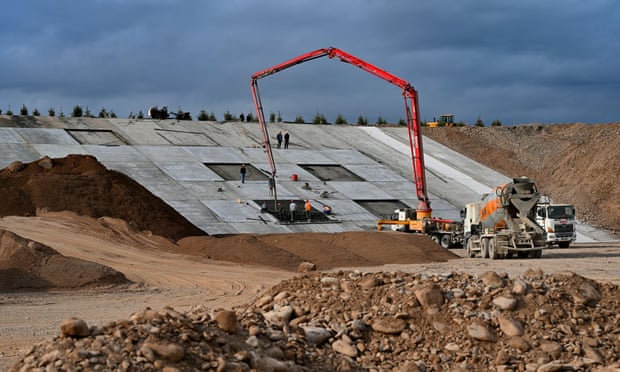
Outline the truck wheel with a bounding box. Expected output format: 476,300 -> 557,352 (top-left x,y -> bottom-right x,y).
558,242 -> 570,248
488,238 -> 498,259
431,235 -> 439,244
440,234 -> 452,249
465,239 -> 475,257
481,238 -> 489,259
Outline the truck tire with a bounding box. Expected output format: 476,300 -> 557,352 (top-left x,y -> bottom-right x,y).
431,235 -> 439,244
481,238 -> 489,259
488,238 -> 499,259
440,234 -> 452,249
465,239 -> 475,257
558,242 -> 570,248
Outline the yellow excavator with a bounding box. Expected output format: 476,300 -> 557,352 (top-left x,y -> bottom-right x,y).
426,114 -> 454,128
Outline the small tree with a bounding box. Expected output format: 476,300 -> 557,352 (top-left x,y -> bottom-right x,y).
357,115 -> 368,126
84,106 -> 92,118
294,115 -> 305,123
312,112 -> 327,124
137,110 -> 144,119
269,111 -> 276,123
491,119 -> 502,126
376,116 -> 387,125
98,107 -> 108,118
48,107 -> 55,117
71,105 -> 83,117
334,114 -> 347,124
0,109 -> 3,115
20,104 -> 29,116
397,118 -> 406,126
6,108 -> 13,115
277,111 -> 282,123
198,109 -> 209,121
475,117 -> 485,127
110,110 -> 117,118
208,111 -> 217,121
223,110 -> 234,121
246,112 -> 254,122
33,108 -> 40,116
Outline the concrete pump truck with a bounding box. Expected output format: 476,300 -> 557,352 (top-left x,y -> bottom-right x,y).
250,47 -> 462,246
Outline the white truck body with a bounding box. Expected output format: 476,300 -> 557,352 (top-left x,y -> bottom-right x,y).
535,201 -> 576,248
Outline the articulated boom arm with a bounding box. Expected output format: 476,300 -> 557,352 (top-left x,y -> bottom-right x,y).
250,47 -> 431,213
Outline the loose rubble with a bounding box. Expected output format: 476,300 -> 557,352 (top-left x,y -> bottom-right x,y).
11,270 -> 619,371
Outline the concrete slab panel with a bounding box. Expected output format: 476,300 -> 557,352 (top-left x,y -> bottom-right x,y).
32,144 -> 88,159
105,162 -> 170,184
0,144 -> 42,167
203,200 -> 268,223
66,129 -> 127,145
165,199 -> 221,228
136,146 -> 198,163
154,128 -> 218,146
179,181 -> 239,200
268,163 -> 320,183
111,120 -> 170,145
184,147 -> 246,163
14,128 -> 79,145
346,164 -> 408,182
83,145 -> 150,163
329,181 -> 393,200
322,149 -> 376,164
314,200 -> 378,221
158,162 -> 222,181
142,181 -> 198,202
279,149 -> 334,164
0,128 -> 27,144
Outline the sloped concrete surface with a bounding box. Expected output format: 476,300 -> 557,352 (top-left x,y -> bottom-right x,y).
0,116 -> 613,241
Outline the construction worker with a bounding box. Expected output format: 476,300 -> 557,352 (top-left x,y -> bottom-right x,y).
289,200 -> 297,222
305,199 -> 312,221
268,177 -> 275,196
240,164 -> 247,184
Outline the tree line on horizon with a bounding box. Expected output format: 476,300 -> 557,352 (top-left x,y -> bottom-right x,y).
1,104 -> 502,126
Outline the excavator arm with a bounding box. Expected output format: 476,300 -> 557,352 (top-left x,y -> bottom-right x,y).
250,47 -> 431,214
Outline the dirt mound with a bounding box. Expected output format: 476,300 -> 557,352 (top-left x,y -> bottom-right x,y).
11,270 -> 619,371
423,123 -> 620,234
0,154 -> 205,241
179,231 -> 458,271
0,229 -> 130,290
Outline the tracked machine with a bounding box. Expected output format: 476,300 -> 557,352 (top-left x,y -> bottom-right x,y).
463,177 -> 547,259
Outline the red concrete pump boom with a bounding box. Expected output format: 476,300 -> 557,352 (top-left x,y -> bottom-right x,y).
250,47 -> 431,215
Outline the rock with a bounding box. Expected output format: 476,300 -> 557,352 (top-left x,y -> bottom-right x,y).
522,268 -> 544,280
302,326 -> 332,345
255,357 -> 289,371
371,317 -> 406,334
359,275 -> 382,289
493,296 -> 518,311
467,320 -> 497,342
145,341 -> 185,362
481,271 -> 504,288
511,278 -> 529,295
264,305 -> 294,326
297,261 -> 316,272
508,336 -> 531,352
38,156 -> 54,169
414,284 -> 444,313
60,318 -> 90,338
332,339 -> 358,357
214,310 -> 238,334
7,161 -> 25,172
498,316 -> 524,337
583,345 -> 604,363
568,280 -> 601,306
540,341 -> 562,358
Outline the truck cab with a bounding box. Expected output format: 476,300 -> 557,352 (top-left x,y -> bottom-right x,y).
536,199 -> 576,248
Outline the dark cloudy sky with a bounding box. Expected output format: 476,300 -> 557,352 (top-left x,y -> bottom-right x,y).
1,1 -> 618,125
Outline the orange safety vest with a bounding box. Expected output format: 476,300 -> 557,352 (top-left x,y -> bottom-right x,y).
304,201 -> 312,211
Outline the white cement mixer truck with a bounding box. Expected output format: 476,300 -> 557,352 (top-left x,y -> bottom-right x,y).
463,177 -> 547,259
